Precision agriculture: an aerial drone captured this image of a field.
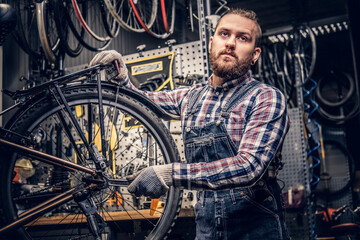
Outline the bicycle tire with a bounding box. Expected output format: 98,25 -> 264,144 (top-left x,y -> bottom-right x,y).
130,0 -> 176,39
160,0 -> 176,35
36,1 -> 60,63
71,0 -> 112,42
297,26 -> 317,86
103,0 -> 157,33
315,71 -> 355,108
316,97 -> 360,124
0,83 -> 182,240
99,0 -> 120,39
65,0 -> 111,52
12,0 -> 42,59
53,0 -> 84,58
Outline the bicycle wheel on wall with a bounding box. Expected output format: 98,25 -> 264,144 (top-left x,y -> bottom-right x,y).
53,0 -> 84,57
9,0 -> 42,59
104,0 -> 157,33
130,0 -> 176,39
36,1 -> 60,63
66,0 -> 112,52
0,83 -> 182,240
297,26 -> 317,86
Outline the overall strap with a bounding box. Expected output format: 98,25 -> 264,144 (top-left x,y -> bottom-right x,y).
185,84 -> 209,117
220,80 -> 261,118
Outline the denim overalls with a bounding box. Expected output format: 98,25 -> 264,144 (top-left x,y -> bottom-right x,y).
183,81 -> 290,240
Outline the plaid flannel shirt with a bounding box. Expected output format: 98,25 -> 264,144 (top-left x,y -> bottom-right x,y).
123,71 -> 290,190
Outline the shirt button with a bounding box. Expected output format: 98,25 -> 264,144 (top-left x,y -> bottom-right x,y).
215,92 -> 220,95
267,196 -> 273,201
206,114 -> 210,118
186,127 -> 191,132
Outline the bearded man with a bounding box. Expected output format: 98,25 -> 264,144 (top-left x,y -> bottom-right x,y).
90,8 -> 291,240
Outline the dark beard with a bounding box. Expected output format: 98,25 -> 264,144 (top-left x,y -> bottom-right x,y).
209,49 -> 253,81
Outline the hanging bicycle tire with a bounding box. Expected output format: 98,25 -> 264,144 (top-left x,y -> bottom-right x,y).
104,0 -> 157,33
71,0 -> 113,42
296,26 -> 317,86
8,0 -> 42,59
315,71 -> 359,124
36,1 -> 60,63
0,83 -> 182,240
130,0 -> 176,39
66,0 -> 112,52
53,0 -> 84,58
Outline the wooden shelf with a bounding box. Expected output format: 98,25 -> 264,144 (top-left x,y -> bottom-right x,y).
26,208 -> 195,226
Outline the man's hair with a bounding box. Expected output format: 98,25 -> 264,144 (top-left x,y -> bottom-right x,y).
213,8 -> 262,47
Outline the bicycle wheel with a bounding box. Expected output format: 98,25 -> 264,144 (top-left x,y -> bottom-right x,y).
296,26 -> 317,86
53,0 -> 84,57
36,1 -> 60,63
11,0 -> 42,59
315,71 -> 355,108
72,0 -> 112,42
130,0 -> 176,39
99,0 -> 120,39
104,0 -> 157,33
0,83 -> 182,240
67,0 -> 112,52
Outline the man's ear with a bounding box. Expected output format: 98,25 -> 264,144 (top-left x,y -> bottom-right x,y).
252,47 -> 261,64
208,36 -> 213,53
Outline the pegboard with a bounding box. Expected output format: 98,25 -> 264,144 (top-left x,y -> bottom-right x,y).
123,40 -> 205,77
278,107 -> 312,240
279,108 -> 309,192
65,40 -> 206,80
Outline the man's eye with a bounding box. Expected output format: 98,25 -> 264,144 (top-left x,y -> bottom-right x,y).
220,32 -> 228,37
238,36 -> 247,41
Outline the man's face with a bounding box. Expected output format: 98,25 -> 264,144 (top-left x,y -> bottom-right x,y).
209,14 -> 261,81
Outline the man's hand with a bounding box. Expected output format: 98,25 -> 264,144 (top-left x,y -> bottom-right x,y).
127,164 -> 173,198
89,50 -> 128,83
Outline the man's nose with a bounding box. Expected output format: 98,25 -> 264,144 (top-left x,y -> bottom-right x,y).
225,36 -> 236,49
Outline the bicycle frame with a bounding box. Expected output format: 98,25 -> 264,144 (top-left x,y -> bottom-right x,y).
0,60 -> 181,238
0,62 -> 129,236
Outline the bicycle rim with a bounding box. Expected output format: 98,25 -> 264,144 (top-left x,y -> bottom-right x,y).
53,0 -> 84,58
104,0 -> 157,33
130,0 -> 175,39
298,26 -> 317,86
36,1 -> 60,63
71,0 -> 111,42
99,0 -> 120,38
0,83 -> 182,240
13,0 -> 42,59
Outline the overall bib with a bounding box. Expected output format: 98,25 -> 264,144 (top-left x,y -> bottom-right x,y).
183,81 -> 290,240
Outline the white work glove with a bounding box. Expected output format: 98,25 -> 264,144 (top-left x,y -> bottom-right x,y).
89,50 -> 128,83
127,164 -> 173,198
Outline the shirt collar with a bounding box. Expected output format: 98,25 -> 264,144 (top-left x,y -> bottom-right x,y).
207,71 -> 252,90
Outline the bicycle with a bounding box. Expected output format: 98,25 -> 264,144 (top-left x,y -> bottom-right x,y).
0,61 -> 182,240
